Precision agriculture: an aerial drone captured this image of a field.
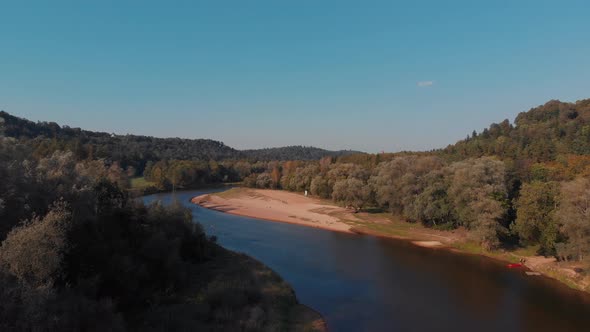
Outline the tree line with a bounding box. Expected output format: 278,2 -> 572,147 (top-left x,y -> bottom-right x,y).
0,110 -> 359,176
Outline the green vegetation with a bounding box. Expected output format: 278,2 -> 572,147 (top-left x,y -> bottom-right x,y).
231,99 -> 590,271
4,99 -> 590,263
130,176 -> 156,189
0,110 -> 358,174
2,97 -> 590,325
0,137 -> 323,330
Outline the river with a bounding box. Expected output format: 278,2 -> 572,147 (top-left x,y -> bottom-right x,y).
143,189 -> 590,332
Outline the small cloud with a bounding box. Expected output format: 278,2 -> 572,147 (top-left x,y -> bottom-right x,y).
417,81 -> 434,87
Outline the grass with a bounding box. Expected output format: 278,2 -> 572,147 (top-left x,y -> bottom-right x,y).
512,244 -> 541,257
544,269 -> 581,289
130,177 -> 156,189
350,212 -> 453,241
450,241 -> 543,264
352,220 -> 414,238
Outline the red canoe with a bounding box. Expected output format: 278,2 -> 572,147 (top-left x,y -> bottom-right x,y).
507,263 -> 523,268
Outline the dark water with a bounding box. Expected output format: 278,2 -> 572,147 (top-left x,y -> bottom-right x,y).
144,189 -> 590,332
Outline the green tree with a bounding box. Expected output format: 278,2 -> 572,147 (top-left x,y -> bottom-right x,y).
448,157 -> 508,249
409,170 -> 455,227
332,178 -> 371,212
513,181 -> 559,254
310,175 -> 332,198
555,178 -> 590,262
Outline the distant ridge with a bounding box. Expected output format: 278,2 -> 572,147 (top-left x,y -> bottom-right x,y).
242,145 -> 360,161
0,111 -> 362,162
443,98 -> 590,162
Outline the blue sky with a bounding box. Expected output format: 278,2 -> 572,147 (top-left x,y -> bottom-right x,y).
1,0 -> 589,152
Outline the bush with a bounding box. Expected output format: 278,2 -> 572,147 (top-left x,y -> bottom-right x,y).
0,201 -> 72,288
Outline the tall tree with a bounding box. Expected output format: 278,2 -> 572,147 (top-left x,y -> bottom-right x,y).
513,181 -> 559,254
556,178 -> 590,262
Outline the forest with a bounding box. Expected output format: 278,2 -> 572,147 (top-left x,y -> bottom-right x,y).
0,130 -> 317,330
0,111 -> 358,174
1,98 -> 590,329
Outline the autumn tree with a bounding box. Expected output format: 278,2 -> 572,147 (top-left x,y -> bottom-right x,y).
270,166 -> 281,189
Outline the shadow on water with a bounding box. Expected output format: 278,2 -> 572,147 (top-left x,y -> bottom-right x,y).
143,189 -> 590,332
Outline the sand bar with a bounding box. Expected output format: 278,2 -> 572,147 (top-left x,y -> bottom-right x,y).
192,188 -> 353,233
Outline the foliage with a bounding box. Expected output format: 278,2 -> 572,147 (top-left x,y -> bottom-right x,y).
555,178 -> 590,262
0,201 -> 72,288
332,178 -> 371,212
0,137 -> 303,330
513,181 -> 560,254
0,111 -> 359,174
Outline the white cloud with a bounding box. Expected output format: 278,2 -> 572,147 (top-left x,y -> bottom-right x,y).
417,81 -> 434,87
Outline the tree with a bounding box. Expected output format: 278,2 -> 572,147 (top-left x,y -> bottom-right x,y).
409,170 -> 455,227
513,181 -> 559,253
555,178 -> 590,262
369,156 -> 445,215
310,175 -> 332,198
332,178 -> 371,212
233,161 -> 252,179
0,201 -> 72,288
256,173 -> 272,189
369,157 -> 415,214
270,166 -> 281,189
448,157 -> 508,249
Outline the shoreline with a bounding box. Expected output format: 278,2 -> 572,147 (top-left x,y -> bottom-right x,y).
192,195 -> 354,235
207,245 -> 328,331
191,189 -> 353,234
192,188 -> 590,295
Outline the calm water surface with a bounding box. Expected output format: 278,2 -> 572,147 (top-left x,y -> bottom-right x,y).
144,189 -> 590,332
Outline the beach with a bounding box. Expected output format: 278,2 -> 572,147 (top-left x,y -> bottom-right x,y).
192,188 -> 353,233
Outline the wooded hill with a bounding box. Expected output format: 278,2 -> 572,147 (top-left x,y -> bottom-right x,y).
445,99 -> 590,162
0,111 -> 360,172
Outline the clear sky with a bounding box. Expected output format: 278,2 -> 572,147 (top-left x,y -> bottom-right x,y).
1,0 -> 589,152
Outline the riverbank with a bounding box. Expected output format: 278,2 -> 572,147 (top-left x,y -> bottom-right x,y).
193,188 -> 590,294
197,244 -> 327,331
192,188 -> 353,233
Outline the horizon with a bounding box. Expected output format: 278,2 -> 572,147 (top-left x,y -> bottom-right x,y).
0,98 -> 574,154
1,1 -> 589,152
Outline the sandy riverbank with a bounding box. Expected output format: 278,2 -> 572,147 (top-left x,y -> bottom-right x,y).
192,188 -> 353,233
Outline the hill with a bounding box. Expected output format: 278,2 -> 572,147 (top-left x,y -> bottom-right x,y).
445,99 -> 590,162
0,111 -> 361,172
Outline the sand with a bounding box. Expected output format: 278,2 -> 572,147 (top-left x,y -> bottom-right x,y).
412,241 -> 444,248
192,188 -> 353,233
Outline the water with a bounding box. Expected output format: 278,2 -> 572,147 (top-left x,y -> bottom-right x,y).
144,189 -> 590,332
